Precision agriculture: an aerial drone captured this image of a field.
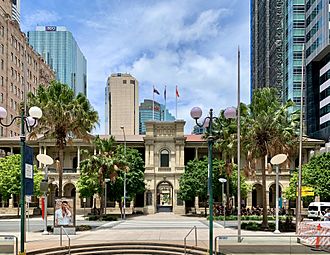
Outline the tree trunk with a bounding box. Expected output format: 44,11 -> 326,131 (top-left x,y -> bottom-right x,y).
261,156 -> 269,229
58,149 -> 64,197
101,181 -> 105,215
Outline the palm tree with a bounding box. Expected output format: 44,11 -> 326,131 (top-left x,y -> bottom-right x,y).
79,136 -> 125,214
212,103 -> 249,207
245,87 -> 299,228
27,81 -> 99,196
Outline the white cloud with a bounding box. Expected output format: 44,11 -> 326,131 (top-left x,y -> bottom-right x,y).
21,0 -> 250,135
21,9 -> 60,31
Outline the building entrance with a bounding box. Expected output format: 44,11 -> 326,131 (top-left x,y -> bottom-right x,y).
156,181 -> 173,212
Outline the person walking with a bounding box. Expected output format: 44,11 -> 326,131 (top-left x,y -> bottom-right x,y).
324,208 -> 330,221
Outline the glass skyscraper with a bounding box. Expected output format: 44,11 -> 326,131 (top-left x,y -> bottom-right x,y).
139,99 -> 175,134
283,0 -> 305,113
305,0 -> 330,140
27,26 -> 87,95
251,0 -> 305,118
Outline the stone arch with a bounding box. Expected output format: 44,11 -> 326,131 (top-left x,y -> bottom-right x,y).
156,180 -> 173,212
252,183 -> 263,208
268,183 -> 283,209
63,182 -> 76,198
160,148 -> 170,167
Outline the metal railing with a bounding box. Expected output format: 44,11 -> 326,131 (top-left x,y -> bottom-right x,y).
214,234 -> 330,255
60,226 -> 71,255
183,225 -> 197,255
0,235 -> 18,255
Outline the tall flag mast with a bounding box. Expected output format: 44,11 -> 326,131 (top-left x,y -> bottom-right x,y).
164,86 -> 167,121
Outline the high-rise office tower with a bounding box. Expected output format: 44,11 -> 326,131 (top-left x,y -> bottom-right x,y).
27,26 -> 87,96
0,2 -> 54,137
105,73 -> 139,135
139,99 -> 175,134
251,0 -> 305,113
306,0 -> 330,140
251,0 -> 284,94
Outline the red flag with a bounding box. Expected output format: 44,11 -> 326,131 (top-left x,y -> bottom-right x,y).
176,86 -> 180,98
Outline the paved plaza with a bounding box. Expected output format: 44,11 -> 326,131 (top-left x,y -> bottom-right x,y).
0,213 -> 328,254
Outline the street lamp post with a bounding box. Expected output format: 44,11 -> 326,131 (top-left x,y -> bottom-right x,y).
190,107 -> 235,255
120,126 -> 127,220
270,154 -> 287,234
105,178 -> 110,215
0,106 -> 42,254
219,178 -> 227,228
36,154 -> 54,235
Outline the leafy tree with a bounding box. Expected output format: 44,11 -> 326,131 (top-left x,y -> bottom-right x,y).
107,145 -> 145,215
285,153 -> 330,201
27,81 -> 99,196
77,137 -> 145,215
244,87 -> 299,228
179,157 -> 249,214
0,154 -> 43,214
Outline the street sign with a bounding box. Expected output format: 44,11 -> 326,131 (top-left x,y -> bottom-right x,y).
301,191 -> 314,197
302,186 -> 313,192
25,145 -> 34,196
26,195 -> 32,203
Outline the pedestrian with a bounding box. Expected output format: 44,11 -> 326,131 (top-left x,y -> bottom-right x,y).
324,208 -> 330,221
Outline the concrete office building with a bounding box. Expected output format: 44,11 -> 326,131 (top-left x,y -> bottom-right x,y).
27,26 -> 87,96
251,0 -> 305,114
139,99 -> 175,134
305,0 -> 330,140
105,73 -> 139,135
0,1 -> 54,137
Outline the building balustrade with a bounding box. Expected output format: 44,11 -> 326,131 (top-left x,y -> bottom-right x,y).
47,168 -> 77,173
158,167 -> 171,172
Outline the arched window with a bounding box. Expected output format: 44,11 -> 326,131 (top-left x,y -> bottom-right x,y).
160,149 -> 169,167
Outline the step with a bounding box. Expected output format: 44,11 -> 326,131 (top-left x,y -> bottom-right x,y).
27,242 -> 209,255
40,246 -> 206,255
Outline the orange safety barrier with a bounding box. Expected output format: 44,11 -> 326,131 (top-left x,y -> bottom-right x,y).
298,222 -> 330,252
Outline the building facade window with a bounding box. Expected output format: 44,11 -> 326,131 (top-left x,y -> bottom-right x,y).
160,149 -> 170,167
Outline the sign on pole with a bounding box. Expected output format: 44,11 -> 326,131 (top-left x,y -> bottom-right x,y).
25,145 -> 34,196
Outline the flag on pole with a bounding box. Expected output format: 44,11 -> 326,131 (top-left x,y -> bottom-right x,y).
175,85 -> 179,119
153,87 -> 160,95
164,86 -> 166,100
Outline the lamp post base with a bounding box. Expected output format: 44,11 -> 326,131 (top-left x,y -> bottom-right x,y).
274,230 -> 281,234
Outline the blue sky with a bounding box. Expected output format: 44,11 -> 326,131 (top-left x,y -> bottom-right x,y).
21,0 -> 250,134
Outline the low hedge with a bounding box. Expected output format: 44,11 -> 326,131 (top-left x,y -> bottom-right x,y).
86,214 -> 118,221
241,217 -> 295,232
211,215 -> 287,221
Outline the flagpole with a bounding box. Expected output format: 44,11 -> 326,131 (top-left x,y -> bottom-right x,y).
237,46 -> 241,243
153,86 -> 155,120
176,86 -> 178,119
164,86 -> 167,121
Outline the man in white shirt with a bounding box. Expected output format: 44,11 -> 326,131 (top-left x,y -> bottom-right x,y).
55,201 -> 72,226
